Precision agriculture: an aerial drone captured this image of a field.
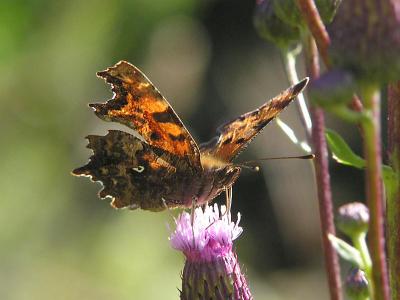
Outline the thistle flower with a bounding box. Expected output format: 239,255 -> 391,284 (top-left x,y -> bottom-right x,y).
170,204 -> 253,300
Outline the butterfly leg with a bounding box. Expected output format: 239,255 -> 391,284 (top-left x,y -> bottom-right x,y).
190,196 -> 198,226
226,186 -> 233,215
161,197 -> 175,219
218,186 -> 233,222
190,196 -> 198,248
205,186 -> 234,231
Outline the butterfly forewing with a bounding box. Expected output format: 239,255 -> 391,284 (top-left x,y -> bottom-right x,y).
199,78 -> 309,162
90,61 -> 201,170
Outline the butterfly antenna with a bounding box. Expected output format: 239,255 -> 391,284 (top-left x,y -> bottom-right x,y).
239,154 -> 314,168
233,164 -> 260,172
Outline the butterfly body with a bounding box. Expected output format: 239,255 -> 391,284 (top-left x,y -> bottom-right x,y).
72,61 -> 308,211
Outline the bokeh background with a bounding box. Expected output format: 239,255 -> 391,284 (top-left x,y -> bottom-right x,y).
1,0 -> 367,299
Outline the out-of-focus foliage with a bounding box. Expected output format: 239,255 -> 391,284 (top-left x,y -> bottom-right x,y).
327,0 -> 400,84
1,0 -> 362,299
253,0 -> 301,49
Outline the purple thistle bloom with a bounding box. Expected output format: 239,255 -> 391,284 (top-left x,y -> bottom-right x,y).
170,204 -> 253,300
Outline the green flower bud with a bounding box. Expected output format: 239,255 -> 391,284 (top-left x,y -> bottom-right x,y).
309,69 -> 356,108
328,0 -> 400,84
345,268 -> 369,300
273,0 -> 305,28
337,202 -> 369,238
254,0 -> 301,49
274,0 -> 340,26
317,0 -> 342,23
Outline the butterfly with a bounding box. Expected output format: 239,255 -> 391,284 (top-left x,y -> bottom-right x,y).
72,61 -> 308,211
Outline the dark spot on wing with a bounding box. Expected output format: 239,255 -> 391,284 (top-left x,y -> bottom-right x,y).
249,110 -> 259,117
222,137 -> 233,145
253,119 -> 271,131
169,133 -> 186,141
152,108 -> 178,123
273,99 -> 292,110
236,137 -> 245,144
293,77 -> 309,95
150,132 -> 161,141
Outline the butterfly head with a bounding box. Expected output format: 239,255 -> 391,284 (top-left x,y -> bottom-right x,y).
199,153 -> 241,188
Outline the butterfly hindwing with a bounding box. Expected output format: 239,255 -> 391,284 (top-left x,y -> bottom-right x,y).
90,61 -> 201,170
199,78 -> 309,162
72,130 -> 185,211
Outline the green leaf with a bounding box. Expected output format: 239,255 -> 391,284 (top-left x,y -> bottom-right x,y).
328,234 -> 364,268
326,128 -> 397,202
325,129 -> 365,169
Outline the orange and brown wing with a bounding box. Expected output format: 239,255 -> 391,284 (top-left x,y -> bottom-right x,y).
72,130 -> 185,211
90,61 -> 201,169
200,78 -> 309,162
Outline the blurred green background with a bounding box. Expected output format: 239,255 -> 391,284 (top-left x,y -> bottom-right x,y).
0,0 -> 365,299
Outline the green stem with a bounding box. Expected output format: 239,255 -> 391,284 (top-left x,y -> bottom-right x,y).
281,48 -> 313,141
296,0 -> 331,66
330,105 -> 367,124
353,233 -> 373,296
360,87 -> 390,300
387,82 -> 400,300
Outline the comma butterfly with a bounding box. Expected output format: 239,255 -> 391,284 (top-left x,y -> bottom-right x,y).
72,61 -> 308,211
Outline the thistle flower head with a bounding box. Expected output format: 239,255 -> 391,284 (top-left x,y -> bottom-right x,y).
170,204 -> 243,262
170,204 -> 252,300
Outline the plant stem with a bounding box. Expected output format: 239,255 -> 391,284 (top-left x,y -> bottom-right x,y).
296,0 -> 365,115
281,48 -> 313,141
296,0 -> 331,66
353,233 -> 373,295
387,82 -> 400,299
305,36 -> 343,300
361,88 -> 390,300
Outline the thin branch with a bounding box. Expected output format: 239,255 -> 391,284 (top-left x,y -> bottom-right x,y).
361,88 -> 390,300
296,0 -> 331,66
305,36 -> 343,300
